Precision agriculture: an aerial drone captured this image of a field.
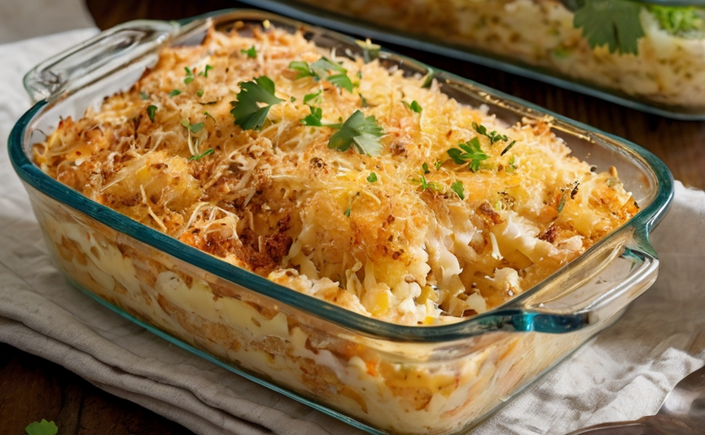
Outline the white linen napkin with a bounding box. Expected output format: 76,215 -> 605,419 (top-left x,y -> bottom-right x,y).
1,30 -> 703,435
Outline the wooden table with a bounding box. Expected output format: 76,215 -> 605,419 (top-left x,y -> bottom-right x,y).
3,2 -> 705,434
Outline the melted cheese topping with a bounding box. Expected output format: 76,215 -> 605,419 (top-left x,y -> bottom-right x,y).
33,24 -> 638,325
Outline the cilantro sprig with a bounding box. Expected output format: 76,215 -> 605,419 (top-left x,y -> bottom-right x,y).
25,419 -> 58,435
328,110 -> 384,156
447,137 -> 490,172
230,76 -> 283,130
572,0 -> 644,55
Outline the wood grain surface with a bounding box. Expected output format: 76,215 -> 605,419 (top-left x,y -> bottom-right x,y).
3,1 -> 704,434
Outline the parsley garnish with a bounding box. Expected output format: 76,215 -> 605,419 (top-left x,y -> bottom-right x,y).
288,58 -> 354,92
304,90 -> 322,105
181,119 -> 204,133
204,111 -> 216,122
301,106 -> 324,126
422,162 -> 430,174
434,161 -> 443,170
447,137 -> 489,172
198,65 -> 213,77
403,100 -> 423,113
557,190 -> 568,213
189,148 -> 214,161
169,89 -> 181,98
25,419 -> 58,435
147,105 -> 157,122
573,0 -> 645,55
197,89 -> 204,97
451,180 -> 465,200
473,122 -> 509,145
140,91 -> 149,100
367,172 -> 378,182
290,96 -> 296,102
230,76 -> 283,130
241,45 -> 257,58
328,110 -> 384,156
344,208 -> 351,217
184,67 -> 194,84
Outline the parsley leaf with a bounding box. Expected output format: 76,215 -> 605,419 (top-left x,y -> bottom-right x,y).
230,76 -> 283,130
573,0 -> 645,55
327,73 -> 354,93
289,60 -> 313,79
147,105 -> 157,122
507,155 -> 517,173
473,122 -> 508,145
140,91 -> 149,100
303,90 -> 322,104
447,137 -> 490,172
169,89 -> 181,98
184,66 -> 194,84
367,172 -> 378,182
328,110 -> 384,156
413,174 -> 442,192
301,106 -> 323,126
422,162 -> 430,174
403,100 -> 423,113
451,180 -> 465,200
189,148 -> 214,161
198,65 -> 213,77
197,89 -> 204,97
289,58 -> 354,92
344,207 -> 351,217
241,45 -> 257,58
25,419 -> 58,435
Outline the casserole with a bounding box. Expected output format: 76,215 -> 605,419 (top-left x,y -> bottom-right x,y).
10,10 -> 673,435
238,0 -> 705,120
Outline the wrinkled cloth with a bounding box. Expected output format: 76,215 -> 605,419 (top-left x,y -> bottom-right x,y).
1,29 -> 704,435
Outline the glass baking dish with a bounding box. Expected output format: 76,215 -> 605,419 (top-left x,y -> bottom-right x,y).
9,10 -> 673,435
236,0 -> 705,120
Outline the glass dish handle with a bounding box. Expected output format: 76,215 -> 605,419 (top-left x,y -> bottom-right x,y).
23,20 -> 179,103
481,231 -> 659,334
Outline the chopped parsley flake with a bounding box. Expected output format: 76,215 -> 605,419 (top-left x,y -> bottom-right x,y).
434,160 -> 443,170
557,190 -> 568,213
344,207 -> 351,217
181,119 -> 204,133
140,92 -> 149,100
189,148 -> 214,161
328,110 -> 384,156
447,137 -> 490,172
146,105 -> 157,122
403,100 -> 423,113
413,174 -> 442,192
197,89 -> 204,97
184,67 -> 194,84
367,172 -> 378,182
422,162 -> 430,174
451,180 -> 465,200
241,45 -> 257,58
169,89 -> 181,98
507,155 -> 517,173
204,111 -> 216,122
290,96 -> 296,102
198,65 -> 213,77
230,76 -> 283,130
301,106 -> 324,126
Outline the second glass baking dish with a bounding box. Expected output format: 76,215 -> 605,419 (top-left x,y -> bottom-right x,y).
238,0 -> 705,120
10,9 -> 673,435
